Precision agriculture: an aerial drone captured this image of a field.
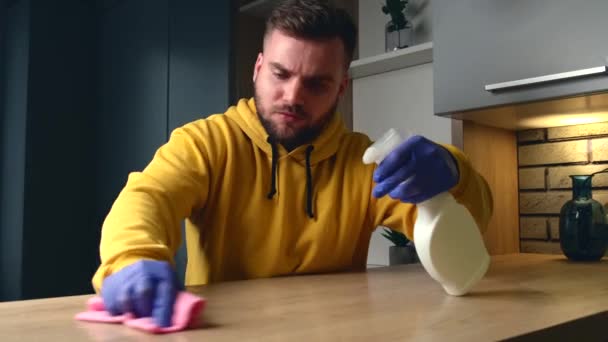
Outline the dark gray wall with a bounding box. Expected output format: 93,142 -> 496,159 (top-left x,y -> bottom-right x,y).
0,1 -> 4,228
95,0 -> 169,227
1,0 -> 234,301
20,0 -> 97,299
0,0 -> 97,300
96,0 -> 234,283
0,0 -> 29,301
169,0 -> 234,128
168,0 -> 234,283
0,1 -> 5,139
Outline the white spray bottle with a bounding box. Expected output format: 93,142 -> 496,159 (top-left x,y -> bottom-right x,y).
363,129 -> 490,296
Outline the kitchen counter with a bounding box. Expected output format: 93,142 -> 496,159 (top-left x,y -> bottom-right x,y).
0,253 -> 607,341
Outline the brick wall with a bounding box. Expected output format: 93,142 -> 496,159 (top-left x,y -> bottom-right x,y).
518,122 -> 608,254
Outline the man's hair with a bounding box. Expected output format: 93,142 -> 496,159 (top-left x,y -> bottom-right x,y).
265,0 -> 358,67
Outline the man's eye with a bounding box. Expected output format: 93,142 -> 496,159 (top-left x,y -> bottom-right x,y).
306,81 -> 328,93
274,72 -> 288,80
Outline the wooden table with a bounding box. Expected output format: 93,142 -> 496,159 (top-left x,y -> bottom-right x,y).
1,254 -> 607,341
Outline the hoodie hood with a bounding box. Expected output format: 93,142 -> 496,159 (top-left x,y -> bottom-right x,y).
225,98 -> 348,219
225,98 -> 347,165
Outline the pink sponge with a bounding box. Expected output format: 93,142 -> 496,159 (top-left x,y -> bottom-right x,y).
74,292 -> 206,334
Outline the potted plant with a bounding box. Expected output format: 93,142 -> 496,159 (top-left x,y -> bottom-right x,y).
381,228 -> 418,265
382,0 -> 413,52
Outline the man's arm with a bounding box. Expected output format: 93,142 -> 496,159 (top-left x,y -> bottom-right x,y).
369,137 -> 493,239
92,122 -> 215,327
93,123 -> 212,291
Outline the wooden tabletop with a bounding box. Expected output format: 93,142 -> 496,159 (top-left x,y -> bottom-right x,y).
1,253 -> 607,341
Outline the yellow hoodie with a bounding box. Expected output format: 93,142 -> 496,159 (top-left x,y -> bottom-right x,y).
92,98 -> 493,291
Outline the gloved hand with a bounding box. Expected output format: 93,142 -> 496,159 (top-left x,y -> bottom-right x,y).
101,260 -> 178,327
372,135 -> 460,203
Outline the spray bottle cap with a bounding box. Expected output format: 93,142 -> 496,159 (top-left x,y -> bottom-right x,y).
362,128 -> 403,165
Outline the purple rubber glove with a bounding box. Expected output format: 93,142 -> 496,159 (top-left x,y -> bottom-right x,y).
101,260 -> 178,327
372,135 -> 460,203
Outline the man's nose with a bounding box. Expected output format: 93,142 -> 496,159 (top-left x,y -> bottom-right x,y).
283,79 -> 305,106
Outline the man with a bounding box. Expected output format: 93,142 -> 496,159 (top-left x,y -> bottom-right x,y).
95,0 -> 493,328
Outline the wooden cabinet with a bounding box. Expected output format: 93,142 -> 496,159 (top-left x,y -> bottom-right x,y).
459,122 -> 520,255
433,0 -> 608,117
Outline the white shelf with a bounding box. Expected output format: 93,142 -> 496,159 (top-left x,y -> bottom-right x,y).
239,0 -> 280,17
349,42 -> 433,79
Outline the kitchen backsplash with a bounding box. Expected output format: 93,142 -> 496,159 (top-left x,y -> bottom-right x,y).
518,122 -> 608,254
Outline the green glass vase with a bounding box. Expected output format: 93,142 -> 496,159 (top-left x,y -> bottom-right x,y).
559,175 -> 608,261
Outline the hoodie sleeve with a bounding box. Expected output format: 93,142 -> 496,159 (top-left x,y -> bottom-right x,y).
91,123 -> 212,292
370,143 -> 493,241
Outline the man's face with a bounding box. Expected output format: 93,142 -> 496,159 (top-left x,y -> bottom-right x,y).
253,29 -> 349,149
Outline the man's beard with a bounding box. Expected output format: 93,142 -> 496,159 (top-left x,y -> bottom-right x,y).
255,93 -> 338,151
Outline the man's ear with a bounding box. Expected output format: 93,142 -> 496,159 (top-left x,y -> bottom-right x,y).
253,53 -> 263,82
337,74 -> 350,98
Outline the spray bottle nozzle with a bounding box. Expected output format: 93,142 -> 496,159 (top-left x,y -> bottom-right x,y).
362,128 -> 403,165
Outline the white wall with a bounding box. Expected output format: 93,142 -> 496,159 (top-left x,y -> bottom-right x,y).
354,64 -> 450,144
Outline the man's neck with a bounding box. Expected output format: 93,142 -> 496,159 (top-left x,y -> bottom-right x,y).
282,142 -> 298,152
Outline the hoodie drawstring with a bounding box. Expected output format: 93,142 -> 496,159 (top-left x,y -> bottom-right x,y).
265,138 -> 315,219
267,137 -> 278,199
305,145 -> 315,219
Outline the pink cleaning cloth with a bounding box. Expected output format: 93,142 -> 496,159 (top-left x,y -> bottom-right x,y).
74,292 -> 206,334
75,297 -> 133,323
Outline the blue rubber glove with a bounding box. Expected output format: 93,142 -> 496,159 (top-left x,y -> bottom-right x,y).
372,135 -> 460,203
101,260 -> 178,327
